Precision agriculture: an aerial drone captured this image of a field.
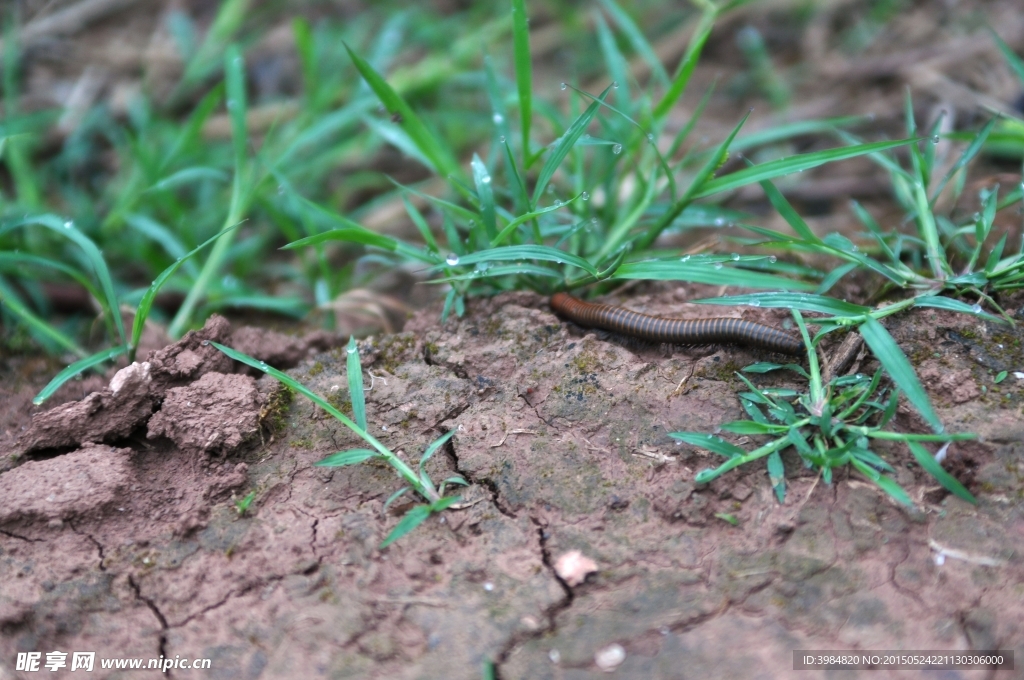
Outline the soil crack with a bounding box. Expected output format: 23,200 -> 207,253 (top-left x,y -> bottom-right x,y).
493,515 -> 574,677
127,575 -> 170,672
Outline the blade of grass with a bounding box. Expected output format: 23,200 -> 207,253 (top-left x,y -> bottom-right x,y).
1,214 -> 125,347
858,315 -> 942,432
511,0 -> 532,165
168,45 -> 250,339
130,222 -> 243,361
532,86 -> 612,205
345,43 -> 461,180
652,5 -> 715,121
33,345 -> 130,405
346,336 -> 367,430
907,441 -> 977,505
693,138 -> 921,198
613,260 -> 816,290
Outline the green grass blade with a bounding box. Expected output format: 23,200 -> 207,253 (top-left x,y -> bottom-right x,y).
598,0 -> 669,86
595,12 -> 631,114
32,345 -> 128,405
693,138 -> 920,198
930,117 -> 996,207
132,222 -> 243,359
613,260 -> 815,290
346,336 -> 367,431
443,244 -> 598,278
380,504 -> 433,548
419,429 -> 457,483
532,86 -> 611,205
345,42 -> 460,180
148,166 -> 229,192
858,316 -> 942,432
316,449 -> 377,467
912,296 -> 1002,323
168,46 -> 249,339
989,27 -> 1024,85
907,441 -> 977,505
490,198 -> 582,247
767,450 -> 786,503
0,252 -> 104,302
471,154 -> 497,240
758,178 -> 821,243
619,111 -> 750,259
511,0 -> 532,164
1,214 -> 125,347
850,458 -> 912,507
0,276 -> 85,357
653,5 -> 715,121
669,432 -> 746,458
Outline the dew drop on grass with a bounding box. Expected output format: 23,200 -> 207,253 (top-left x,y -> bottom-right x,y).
201,340 -> 210,346
346,345 -> 357,355
714,217 -> 725,226
680,255 -> 690,262
612,81 -> 619,89
612,144 -> 622,155
731,253 -> 740,261
446,253 -> 460,266
560,82 -> 567,90
931,135 -> 940,143
493,113 -> 504,124
971,303 -> 983,313
647,133 -> 655,142
713,262 -> 723,270
769,256 -> 777,263
63,221 -> 73,229
499,135 -> 505,143
482,175 -> 492,184
749,300 -> 761,307
554,199 -> 562,207
581,191 -> 590,201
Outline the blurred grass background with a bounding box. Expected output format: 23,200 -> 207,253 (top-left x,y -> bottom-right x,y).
1,0 -> 1023,362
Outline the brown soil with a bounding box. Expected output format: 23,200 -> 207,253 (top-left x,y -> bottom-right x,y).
2,288 -> 1023,679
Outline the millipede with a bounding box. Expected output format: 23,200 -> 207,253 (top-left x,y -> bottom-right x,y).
550,292 -> 805,356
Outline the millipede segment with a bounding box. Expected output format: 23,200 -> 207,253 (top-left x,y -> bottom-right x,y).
550,292 -> 805,356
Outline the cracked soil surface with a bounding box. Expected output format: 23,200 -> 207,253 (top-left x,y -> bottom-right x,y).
1,286 -> 1023,679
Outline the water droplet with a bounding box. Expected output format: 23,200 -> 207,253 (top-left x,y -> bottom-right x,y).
483,581 -> 494,591
713,262 -> 723,270
482,175 -> 492,184
680,255 -> 690,262
446,253 -> 460,266
590,217 -> 598,225
612,81 -> 619,89
851,244 -> 859,252
731,253 -> 740,261
647,133 -> 655,142
612,144 -> 622,155
769,255 -> 777,263
581,191 -> 590,201
468,219 -> 476,227
971,303 -> 982,313
201,340 -> 210,346
554,199 -> 562,207
493,113 -> 504,124
931,135 -> 940,143
560,82 -> 567,90
714,217 -> 725,226
63,220 -> 73,229
346,345 -> 356,355
749,300 -> 761,307
499,135 -> 506,143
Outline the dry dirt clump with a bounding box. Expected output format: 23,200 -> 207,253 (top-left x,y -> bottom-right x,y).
1,288 -> 1022,679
